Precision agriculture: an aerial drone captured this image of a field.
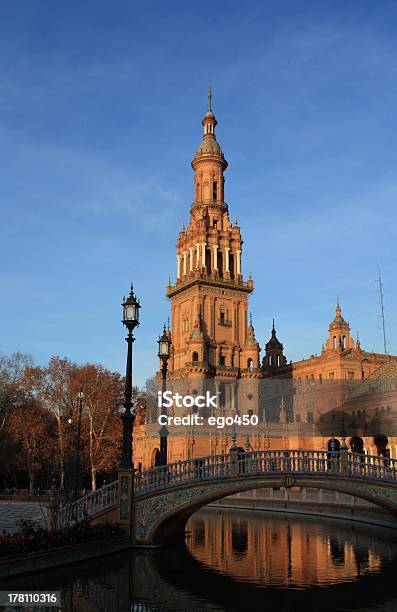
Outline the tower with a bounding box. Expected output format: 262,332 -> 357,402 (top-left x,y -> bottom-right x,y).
262,320 -> 287,371
325,299 -> 354,352
165,90 -> 260,402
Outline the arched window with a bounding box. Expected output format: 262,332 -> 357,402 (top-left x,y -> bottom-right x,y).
229,253 -> 235,279
217,250 -> 223,274
213,181 -> 217,200
151,448 -> 161,467
247,358 -> 253,371
327,438 -> 341,451
276,354 -> 280,367
349,436 -> 364,453
374,434 -> 389,456
205,248 -> 211,273
333,336 -> 337,349
342,335 -> 346,349
192,352 -> 199,363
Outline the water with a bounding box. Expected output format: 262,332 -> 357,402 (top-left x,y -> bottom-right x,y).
2,508 -> 397,611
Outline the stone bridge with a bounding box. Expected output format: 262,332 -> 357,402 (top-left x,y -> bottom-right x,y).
59,449 -> 397,545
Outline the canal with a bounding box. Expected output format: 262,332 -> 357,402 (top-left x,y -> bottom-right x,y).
3,508 -> 397,611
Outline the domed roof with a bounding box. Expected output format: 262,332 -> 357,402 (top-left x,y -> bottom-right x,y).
195,136 -> 224,157
329,299 -> 349,330
265,320 -> 284,350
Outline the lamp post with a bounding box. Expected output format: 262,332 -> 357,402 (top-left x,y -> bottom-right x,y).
158,324 -> 171,465
121,285 -> 140,468
73,389 -> 84,499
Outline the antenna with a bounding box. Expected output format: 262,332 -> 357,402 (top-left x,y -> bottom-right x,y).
376,270 -> 388,355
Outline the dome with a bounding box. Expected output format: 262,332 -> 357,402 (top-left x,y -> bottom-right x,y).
329,314 -> 348,329
329,300 -> 349,330
195,136 -> 223,157
265,321 -> 284,350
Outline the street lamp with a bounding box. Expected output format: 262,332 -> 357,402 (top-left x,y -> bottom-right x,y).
121,284 -> 140,469
73,389 -> 84,499
158,323 -> 171,465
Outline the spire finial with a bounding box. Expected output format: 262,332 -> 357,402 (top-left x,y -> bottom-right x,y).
249,312 -> 253,327
208,86 -> 212,112
272,318 -> 275,331
336,296 -> 340,309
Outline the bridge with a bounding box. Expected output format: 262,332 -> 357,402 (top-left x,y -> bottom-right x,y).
58,449 -> 397,545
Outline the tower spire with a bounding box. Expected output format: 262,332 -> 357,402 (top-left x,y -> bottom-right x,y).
336,297 -> 341,317
208,86 -> 212,112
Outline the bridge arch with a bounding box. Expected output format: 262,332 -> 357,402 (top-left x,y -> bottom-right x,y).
64,450 -> 397,545
134,473 -> 397,545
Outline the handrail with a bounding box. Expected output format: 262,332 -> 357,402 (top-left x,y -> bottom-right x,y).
58,480 -> 118,529
60,450 -> 397,525
134,450 -> 397,495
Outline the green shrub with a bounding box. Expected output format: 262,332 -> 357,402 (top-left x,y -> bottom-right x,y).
0,520 -> 123,557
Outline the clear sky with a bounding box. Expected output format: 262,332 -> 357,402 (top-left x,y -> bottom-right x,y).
1,1 -> 396,386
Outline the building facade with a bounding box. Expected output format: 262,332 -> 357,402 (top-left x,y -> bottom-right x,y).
132,94 -> 397,469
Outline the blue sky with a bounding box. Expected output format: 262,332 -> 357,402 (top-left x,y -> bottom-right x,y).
1,1 -> 396,386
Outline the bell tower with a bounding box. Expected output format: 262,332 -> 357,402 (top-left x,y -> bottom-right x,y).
325,299 -> 354,351
166,91 -> 260,391
262,320 -> 287,371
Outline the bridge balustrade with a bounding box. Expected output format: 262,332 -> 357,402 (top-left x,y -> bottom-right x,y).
134,450 -> 397,496
135,454 -> 232,493
57,450 -> 397,526
58,480 -> 118,529
348,453 -> 397,481
237,449 -> 337,476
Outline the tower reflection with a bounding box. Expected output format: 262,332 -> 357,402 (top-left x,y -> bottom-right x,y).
187,508 -> 396,587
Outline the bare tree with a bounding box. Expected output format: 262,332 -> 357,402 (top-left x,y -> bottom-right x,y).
0,352 -> 33,431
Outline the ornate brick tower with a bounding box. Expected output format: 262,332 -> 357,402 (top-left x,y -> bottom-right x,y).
262,319 -> 287,371
165,90 -> 261,408
325,298 -> 355,351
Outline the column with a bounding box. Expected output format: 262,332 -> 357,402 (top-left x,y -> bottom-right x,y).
183,251 -> 187,276
215,381 -> 220,415
176,254 -> 181,279
213,245 -> 218,270
236,250 -> 241,275
189,247 -> 193,272
196,243 -> 200,269
201,242 -> 206,267
231,383 -> 236,412
224,247 -> 230,273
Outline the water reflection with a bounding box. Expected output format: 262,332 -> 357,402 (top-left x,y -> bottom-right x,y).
186,508 -> 395,588
1,509 -> 397,611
